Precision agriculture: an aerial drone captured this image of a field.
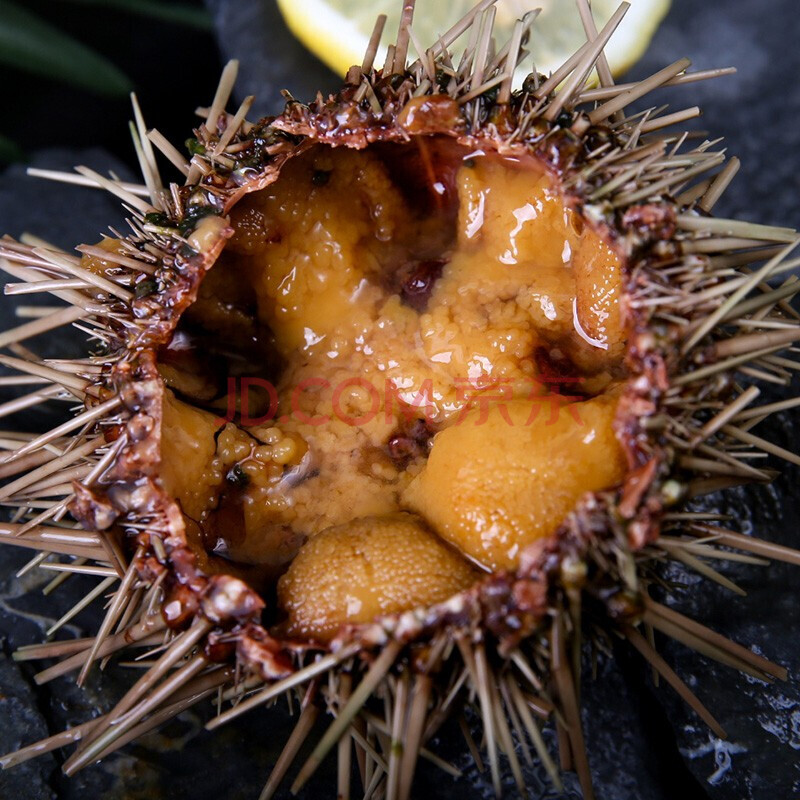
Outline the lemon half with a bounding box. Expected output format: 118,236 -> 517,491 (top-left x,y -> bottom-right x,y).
277,0 -> 670,84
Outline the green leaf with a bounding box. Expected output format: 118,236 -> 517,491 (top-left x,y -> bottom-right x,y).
0,0 -> 133,97
61,0 -> 212,31
0,133 -> 24,164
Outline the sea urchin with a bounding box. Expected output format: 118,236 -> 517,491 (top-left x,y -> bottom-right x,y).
1,2 -> 800,798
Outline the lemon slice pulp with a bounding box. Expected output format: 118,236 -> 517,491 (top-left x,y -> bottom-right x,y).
277,0 -> 670,84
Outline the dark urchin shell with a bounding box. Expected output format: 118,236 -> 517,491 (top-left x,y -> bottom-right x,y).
1,3 -> 799,798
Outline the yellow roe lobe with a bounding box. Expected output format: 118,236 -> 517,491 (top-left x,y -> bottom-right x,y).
402,393 -> 627,571
160,391 -> 221,523
444,154 -> 625,374
277,514 -> 477,641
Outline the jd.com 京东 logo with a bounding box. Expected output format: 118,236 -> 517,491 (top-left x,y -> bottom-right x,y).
215,374 -> 586,428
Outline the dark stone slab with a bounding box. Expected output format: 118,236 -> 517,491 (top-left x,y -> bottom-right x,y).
205,0 -> 339,120
0,547 -> 57,800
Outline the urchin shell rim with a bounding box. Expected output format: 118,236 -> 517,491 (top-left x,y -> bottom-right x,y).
1,1 -> 799,797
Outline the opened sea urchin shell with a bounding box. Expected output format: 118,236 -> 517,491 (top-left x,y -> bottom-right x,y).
1,2 -> 799,798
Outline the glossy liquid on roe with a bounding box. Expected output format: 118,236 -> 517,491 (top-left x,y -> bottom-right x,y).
157,140 -> 627,577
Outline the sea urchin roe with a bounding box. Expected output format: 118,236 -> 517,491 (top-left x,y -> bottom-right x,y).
401,393 -> 627,571
160,137 -> 628,592
79,237 -> 133,279
159,392 -> 308,575
277,514 -> 477,641
160,391 -> 223,523
440,153 -> 625,373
